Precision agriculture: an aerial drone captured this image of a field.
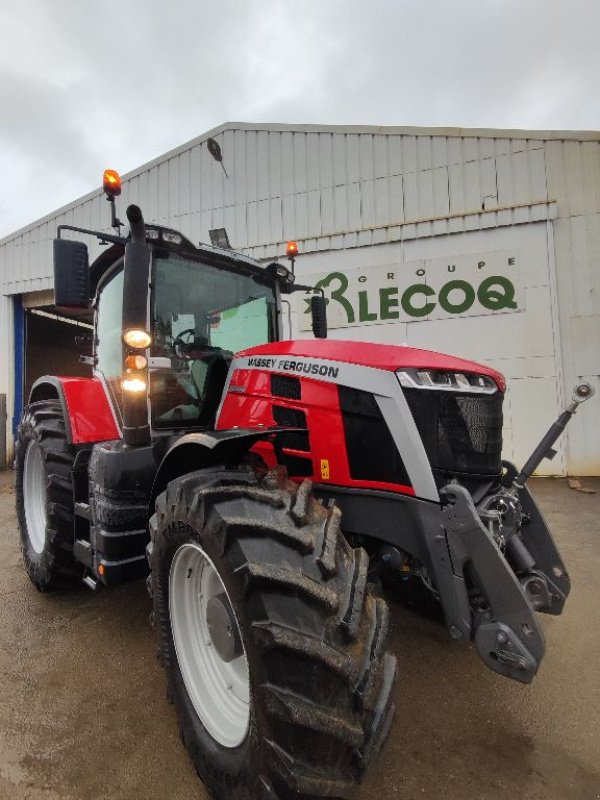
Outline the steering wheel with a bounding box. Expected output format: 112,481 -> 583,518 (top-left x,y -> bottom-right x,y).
171,329 -> 198,359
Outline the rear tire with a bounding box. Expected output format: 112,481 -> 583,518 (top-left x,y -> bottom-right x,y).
148,466 -> 396,800
15,401 -> 81,591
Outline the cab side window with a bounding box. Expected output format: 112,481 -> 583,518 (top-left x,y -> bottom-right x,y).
95,268 -> 125,416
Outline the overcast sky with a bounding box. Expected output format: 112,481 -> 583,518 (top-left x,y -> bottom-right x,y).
1,0 -> 599,239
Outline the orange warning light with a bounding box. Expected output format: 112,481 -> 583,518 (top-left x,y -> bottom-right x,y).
286,241 -> 299,258
103,169 -> 122,198
98,564 -> 106,576
124,355 -> 148,371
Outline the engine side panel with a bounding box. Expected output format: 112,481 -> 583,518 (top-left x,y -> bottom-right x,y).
220,366 -> 415,492
217,359 -> 427,498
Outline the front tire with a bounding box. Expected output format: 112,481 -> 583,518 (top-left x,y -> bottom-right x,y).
148,466 -> 396,800
15,401 -> 81,591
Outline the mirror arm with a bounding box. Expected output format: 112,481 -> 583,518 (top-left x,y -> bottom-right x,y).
56,224 -> 126,246
289,283 -> 324,296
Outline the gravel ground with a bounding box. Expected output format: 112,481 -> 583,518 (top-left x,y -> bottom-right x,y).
0,469 -> 598,800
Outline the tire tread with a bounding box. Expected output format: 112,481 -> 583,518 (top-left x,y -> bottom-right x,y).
150,468 -> 396,799
15,400 -> 80,590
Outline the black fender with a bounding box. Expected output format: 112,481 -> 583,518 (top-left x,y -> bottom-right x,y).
149,427 -> 289,516
28,377 -> 70,431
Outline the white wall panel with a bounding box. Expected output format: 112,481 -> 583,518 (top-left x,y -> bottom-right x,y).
317,133 -> 333,189
294,192 -> 309,241
307,190 -> 321,240
389,174 -> 404,222
257,199 -> 271,246
566,375 -> 600,474
402,172 -> 420,219
373,135 -> 388,178
546,138 -> 600,476
571,315 -> 600,375
225,204 -> 238,246
504,376 -> 563,475
388,134 -> 403,176
410,286 -> 553,363
189,144 -> 202,214
359,134 -> 374,180
568,214 -> 600,317
346,134 -> 360,183
550,213 -> 600,474
360,179 -> 376,229
270,197 -> 283,243
402,136 -> 418,173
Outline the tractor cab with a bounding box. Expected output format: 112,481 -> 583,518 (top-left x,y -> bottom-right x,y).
91,231 -> 281,434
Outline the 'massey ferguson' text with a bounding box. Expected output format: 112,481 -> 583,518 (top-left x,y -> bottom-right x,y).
246,357 -> 339,379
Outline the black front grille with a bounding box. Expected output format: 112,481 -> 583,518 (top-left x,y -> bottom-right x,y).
339,386 -> 411,487
272,405 -> 310,451
403,389 -> 503,483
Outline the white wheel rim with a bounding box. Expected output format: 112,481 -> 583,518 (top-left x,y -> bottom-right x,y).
169,543 -> 250,748
23,440 -> 47,555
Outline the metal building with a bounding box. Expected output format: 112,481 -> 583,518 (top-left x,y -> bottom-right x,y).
1,122 -> 598,473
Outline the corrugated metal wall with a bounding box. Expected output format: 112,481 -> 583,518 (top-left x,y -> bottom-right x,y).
0,125 -> 558,290
1,124 -> 598,472
545,140 -> 600,474
112,129 -> 552,260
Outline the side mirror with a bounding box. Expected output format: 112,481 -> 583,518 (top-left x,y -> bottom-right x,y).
311,295 -> 328,339
53,239 -> 90,310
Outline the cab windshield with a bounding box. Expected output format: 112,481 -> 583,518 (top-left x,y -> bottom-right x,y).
151,252 -> 277,428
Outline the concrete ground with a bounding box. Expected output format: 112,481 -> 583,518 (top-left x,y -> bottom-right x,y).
0,469 -> 598,800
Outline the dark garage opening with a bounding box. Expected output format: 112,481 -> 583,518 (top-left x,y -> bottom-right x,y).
24,309 -> 93,400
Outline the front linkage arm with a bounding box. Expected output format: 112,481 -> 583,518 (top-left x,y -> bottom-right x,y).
431,382 -> 595,684
440,484 -> 545,684
513,382 -> 595,489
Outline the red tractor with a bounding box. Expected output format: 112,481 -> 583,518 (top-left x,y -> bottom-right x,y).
15,171 -> 594,800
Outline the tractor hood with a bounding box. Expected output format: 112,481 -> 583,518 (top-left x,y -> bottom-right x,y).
239,340 -> 505,391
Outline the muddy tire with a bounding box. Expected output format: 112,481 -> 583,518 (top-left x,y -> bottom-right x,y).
15,401 -> 81,591
148,466 -> 396,800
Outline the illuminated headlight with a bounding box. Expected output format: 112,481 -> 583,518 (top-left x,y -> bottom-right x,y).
121,377 -> 147,393
123,328 -> 152,349
397,369 -> 498,393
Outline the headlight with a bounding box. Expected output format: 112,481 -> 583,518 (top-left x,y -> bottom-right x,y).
123,329 -> 152,349
397,369 -> 498,393
121,377 -> 147,393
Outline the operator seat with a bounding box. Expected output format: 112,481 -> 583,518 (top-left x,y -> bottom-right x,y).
191,350 -> 231,427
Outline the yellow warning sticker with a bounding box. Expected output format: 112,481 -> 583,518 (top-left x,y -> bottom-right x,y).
320,459 -> 330,480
